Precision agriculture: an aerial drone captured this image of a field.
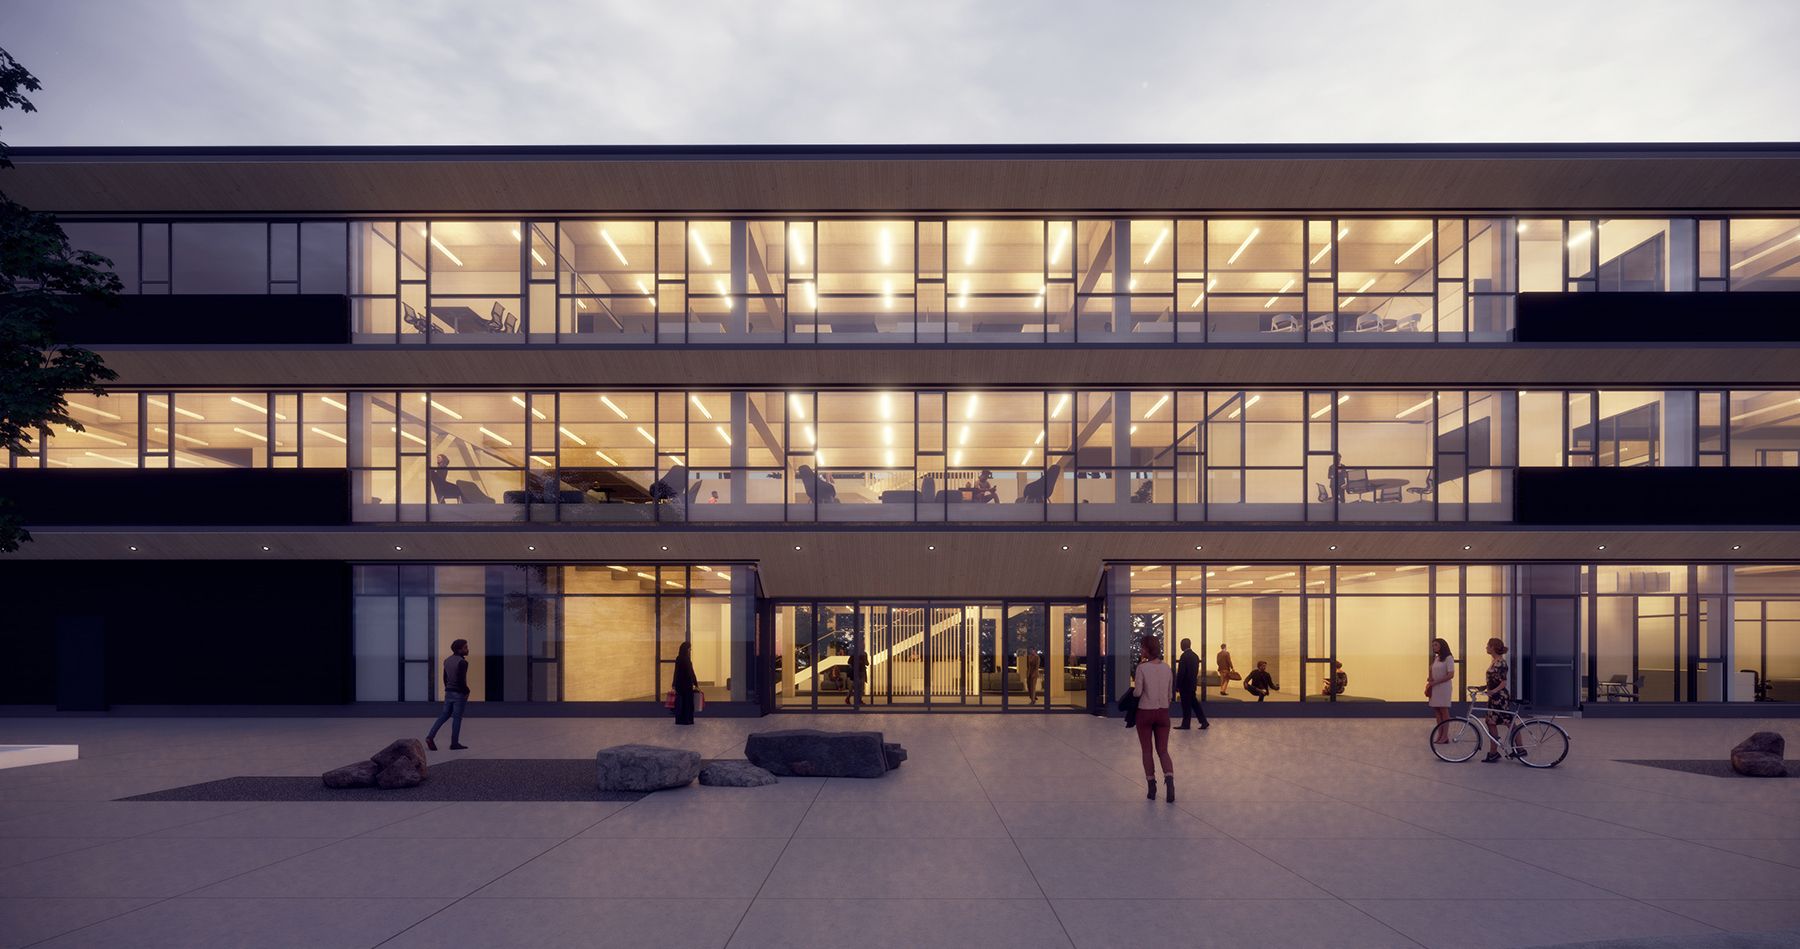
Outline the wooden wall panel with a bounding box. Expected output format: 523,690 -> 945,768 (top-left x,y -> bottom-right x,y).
87,344 -> 1800,389
11,154 -> 1800,215
11,528 -> 1796,599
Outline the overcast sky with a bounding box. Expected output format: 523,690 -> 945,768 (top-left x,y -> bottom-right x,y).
4,0 -> 1797,147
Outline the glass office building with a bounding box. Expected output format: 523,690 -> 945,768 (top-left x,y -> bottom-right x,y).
3,144 -> 1797,714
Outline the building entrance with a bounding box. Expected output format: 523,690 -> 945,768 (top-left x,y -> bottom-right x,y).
772,601 -> 1091,710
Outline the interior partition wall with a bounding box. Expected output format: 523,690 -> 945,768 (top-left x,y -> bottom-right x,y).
771,600 -> 1091,711
1108,562 -> 1800,709
351,563 -> 756,706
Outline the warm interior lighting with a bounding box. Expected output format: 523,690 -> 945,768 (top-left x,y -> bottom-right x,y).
233,427 -> 268,442
319,396 -> 347,411
424,398 -> 463,420
636,571 -> 655,580
690,395 -> 713,419
1266,572 -> 1296,580
1049,226 -> 1070,265
529,455 -> 554,467
959,426 -> 969,445
959,280 -> 969,309
1264,279 -> 1296,308
1229,580 -> 1255,588
1731,233 -> 1800,270
1730,396 -> 1800,422
1309,394 -> 1351,419
1190,277 -> 1215,309
231,396 -> 286,419
600,229 -> 629,265
1227,229 -> 1260,264
1567,229 -> 1592,248
886,450 -> 895,466
64,426 -> 127,446
392,427 -> 427,446
601,396 -> 628,419
310,426 -> 346,444
790,395 -> 805,419
1397,564 -> 1429,571
479,427 -> 513,446
1225,565 -> 1249,571
65,401 -> 121,420
1309,227 -> 1349,265
884,280 -> 893,309
1035,430 -> 1045,445
716,425 -> 731,445
883,426 -> 893,446
965,229 -> 978,266
429,236 -> 462,266
691,230 -> 713,265
952,450 -> 961,467
636,280 -> 650,295
880,394 -> 891,419
512,230 -> 546,266
1394,233 -> 1432,264
511,395 -> 546,420
1020,450 -> 1033,465
1053,394 -> 1069,417
1143,228 -> 1169,264
558,427 -> 587,446
880,229 -> 891,266
1396,397 -> 1434,419
83,451 -> 133,465
1342,278 -> 1377,306
790,227 -> 806,266
1129,425 -> 1138,434
148,397 -> 205,420
967,394 -> 979,417
804,281 -> 817,309
804,425 -> 814,445
636,427 -> 655,444
154,427 -> 208,446
1227,394 -> 1260,420
595,450 -> 618,465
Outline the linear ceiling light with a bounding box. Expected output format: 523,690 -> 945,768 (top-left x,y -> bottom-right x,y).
1143,228 -> 1169,265
154,427 -> 208,446
965,229 -> 978,266
64,401 -> 121,420
716,426 -> 731,445
600,229 -> 629,265
880,229 -> 892,266
148,397 -> 204,420
429,236 -> 462,266
636,427 -> 655,444
1394,233 -> 1432,264
790,395 -> 805,419
1227,394 -> 1260,420
1227,228 -> 1260,264
1567,229 -> 1592,248
1265,279 -> 1296,308
1731,233 -> 1800,270
1035,430 -> 1045,445
310,426 -> 347,444
1144,395 -> 1169,418
391,427 -> 427,446
790,227 -> 806,266
1342,278 -> 1376,307
511,229 -> 546,266
691,230 -> 713,265
1053,394 -> 1069,417
600,396 -> 628,419
1020,450 -> 1033,465
559,427 -> 587,446
690,395 -> 713,419
479,427 -> 513,446
1309,227 -> 1350,265
420,396 -> 463,420
83,451 -> 133,465
511,396 -> 546,420
65,426 -> 127,446
319,396 -> 347,411
1396,397 -> 1434,418
233,427 -> 268,443
231,396 -> 285,419
595,450 -> 618,465
1050,227 -> 1069,265
1730,396 -> 1800,422
1190,277 -> 1216,309
1310,394 -> 1350,419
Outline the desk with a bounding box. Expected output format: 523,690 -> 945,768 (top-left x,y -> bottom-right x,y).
1345,477 -> 1409,501
428,306 -> 491,334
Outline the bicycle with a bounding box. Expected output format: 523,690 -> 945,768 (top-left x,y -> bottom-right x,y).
1429,686 -> 1570,767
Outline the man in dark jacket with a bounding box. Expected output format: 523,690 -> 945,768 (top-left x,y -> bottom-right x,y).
1245,660 -> 1276,701
425,639 -> 471,751
1174,638 -> 1209,730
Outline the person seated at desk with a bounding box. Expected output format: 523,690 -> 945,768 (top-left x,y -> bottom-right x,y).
970,469 -> 998,503
1321,660 -> 1348,696
1244,661 -> 1277,701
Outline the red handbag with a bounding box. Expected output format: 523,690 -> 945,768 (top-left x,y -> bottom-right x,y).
664,690 -> 706,711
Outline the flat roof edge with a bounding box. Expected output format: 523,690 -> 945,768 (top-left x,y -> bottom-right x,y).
11,142 -> 1800,163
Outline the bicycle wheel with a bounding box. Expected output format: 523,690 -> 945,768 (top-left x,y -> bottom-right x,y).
1430,717 -> 1483,762
1508,719 -> 1569,768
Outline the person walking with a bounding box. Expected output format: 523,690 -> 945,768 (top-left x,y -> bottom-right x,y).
1173,638 -> 1208,729
1215,643 -> 1238,695
425,638 -> 471,751
846,641 -> 869,709
1479,638 -> 1514,762
1021,648 -> 1042,703
672,641 -> 698,725
1132,636 -> 1177,802
1426,638 -> 1456,742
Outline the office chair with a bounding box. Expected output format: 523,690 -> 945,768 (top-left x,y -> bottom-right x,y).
1018,464 -> 1062,502
1407,471 -> 1435,499
796,464 -> 838,503
402,302 -> 430,334
1268,313 -> 1300,332
1316,483 -> 1331,503
650,463 -> 689,502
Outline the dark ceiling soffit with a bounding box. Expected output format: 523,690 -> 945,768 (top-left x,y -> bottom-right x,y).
11,142 -> 1800,163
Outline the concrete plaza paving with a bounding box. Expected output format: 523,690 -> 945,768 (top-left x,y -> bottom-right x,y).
0,710 -> 1796,949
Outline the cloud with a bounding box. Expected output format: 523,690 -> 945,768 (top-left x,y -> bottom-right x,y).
2,0 -> 1796,145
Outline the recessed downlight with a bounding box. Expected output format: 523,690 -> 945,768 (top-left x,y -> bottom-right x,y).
927,546 -> 935,550
1328,545 -> 1337,550
527,546 -> 536,551
128,545 -> 137,551
395,546 -> 403,551
1597,545 -> 1606,550
1061,546 -> 1070,551
1195,545 -> 1203,550
795,546 -> 802,550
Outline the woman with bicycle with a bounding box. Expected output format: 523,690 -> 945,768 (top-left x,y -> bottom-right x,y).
1480,637 -> 1515,762
1426,638 -> 1455,742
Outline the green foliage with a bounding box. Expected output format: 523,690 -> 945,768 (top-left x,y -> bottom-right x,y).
0,48 -> 118,552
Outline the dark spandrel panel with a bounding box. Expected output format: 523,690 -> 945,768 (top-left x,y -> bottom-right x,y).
53,294 -> 349,344
172,222 -> 267,293
1517,291 -> 1800,342
1516,466 -> 1800,524
301,221 -> 348,294
0,468 -> 349,526
60,222 -> 139,290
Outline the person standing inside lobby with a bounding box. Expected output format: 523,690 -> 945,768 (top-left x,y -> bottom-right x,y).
1174,638 -> 1208,729
425,639 -> 470,751
1215,643 -> 1238,695
672,641 -> 698,725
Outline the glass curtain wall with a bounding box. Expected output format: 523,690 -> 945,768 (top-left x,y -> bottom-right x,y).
27,387 -> 1800,526
1110,562 -> 1799,707
772,600 -> 1089,710
351,563 -> 755,704
60,216 -> 1797,343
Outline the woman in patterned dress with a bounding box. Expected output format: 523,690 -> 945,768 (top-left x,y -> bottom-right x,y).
1479,637 -> 1514,762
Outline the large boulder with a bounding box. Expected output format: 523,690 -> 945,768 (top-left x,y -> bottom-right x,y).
1731,731 -> 1788,777
322,759 -> 379,789
371,739 -> 429,789
596,744 -> 703,791
699,760 -> 779,787
744,730 -> 906,779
